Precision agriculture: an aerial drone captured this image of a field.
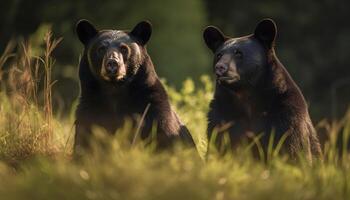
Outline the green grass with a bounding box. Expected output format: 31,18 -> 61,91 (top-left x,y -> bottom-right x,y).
0,34 -> 349,200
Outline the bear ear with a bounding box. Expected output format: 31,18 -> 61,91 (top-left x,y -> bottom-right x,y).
76,19 -> 98,45
203,26 -> 227,52
254,18 -> 277,49
130,21 -> 152,46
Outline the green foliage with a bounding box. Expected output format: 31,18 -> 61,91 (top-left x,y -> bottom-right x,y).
0,146 -> 349,200
165,76 -> 213,157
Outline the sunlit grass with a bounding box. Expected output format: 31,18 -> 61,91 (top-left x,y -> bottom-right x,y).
0,34 -> 349,200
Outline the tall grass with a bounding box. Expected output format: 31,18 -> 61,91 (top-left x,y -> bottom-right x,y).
0,34 -> 349,199
0,33 -> 65,165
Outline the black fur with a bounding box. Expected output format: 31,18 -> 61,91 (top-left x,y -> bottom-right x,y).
74,20 -> 195,155
204,19 -> 322,160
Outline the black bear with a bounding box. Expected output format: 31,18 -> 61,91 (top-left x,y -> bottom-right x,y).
203,19 -> 322,160
74,20 -> 195,154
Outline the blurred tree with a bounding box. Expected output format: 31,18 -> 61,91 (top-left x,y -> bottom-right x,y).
204,0 -> 350,120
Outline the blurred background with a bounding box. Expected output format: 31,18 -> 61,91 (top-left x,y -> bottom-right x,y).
0,0 -> 349,120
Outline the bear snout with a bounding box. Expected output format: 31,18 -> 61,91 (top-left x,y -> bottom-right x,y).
215,64 -> 228,76
105,58 -> 120,74
103,50 -> 127,79
101,57 -> 126,81
215,62 -> 241,85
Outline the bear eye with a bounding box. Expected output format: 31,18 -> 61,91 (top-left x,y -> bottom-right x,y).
120,45 -> 129,56
234,49 -> 243,59
216,53 -> 223,60
97,45 -> 107,55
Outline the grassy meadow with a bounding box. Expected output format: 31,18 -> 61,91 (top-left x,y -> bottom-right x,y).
0,34 -> 349,200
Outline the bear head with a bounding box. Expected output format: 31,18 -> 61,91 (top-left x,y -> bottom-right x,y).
76,20 -> 152,85
203,19 -> 277,90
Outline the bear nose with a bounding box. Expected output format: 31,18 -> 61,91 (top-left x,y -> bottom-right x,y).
106,59 -> 119,74
215,64 -> 228,76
